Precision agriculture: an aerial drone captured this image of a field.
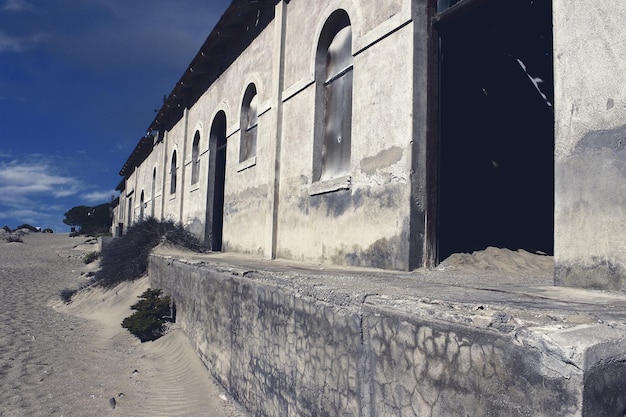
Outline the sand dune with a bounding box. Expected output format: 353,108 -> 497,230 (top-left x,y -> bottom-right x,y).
0,232 -> 248,417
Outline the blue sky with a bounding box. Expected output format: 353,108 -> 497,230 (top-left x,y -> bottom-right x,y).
0,0 -> 230,231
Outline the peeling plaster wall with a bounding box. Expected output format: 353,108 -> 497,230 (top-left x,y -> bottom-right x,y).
203,16 -> 276,255
134,140 -> 165,221
150,257 -> 626,417
553,1 -> 626,289
116,137 -> 166,235
118,145 -> 162,231
180,116 -> 209,240
162,121 -> 187,223
276,1 -> 416,270
120,0 -> 425,269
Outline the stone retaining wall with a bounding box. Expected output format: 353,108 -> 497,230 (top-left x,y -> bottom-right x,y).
149,255 -> 626,416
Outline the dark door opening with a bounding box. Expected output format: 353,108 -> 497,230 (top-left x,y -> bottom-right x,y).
206,111 -> 227,251
437,0 -> 554,260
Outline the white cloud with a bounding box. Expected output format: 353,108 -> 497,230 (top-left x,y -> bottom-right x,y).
0,160 -> 84,206
81,189 -> 116,204
0,30 -> 44,53
0,159 -> 92,230
1,0 -> 33,12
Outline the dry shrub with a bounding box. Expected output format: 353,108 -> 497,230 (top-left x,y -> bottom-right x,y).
59,288 -> 78,304
94,217 -> 204,288
83,251 -> 100,264
5,234 -> 23,243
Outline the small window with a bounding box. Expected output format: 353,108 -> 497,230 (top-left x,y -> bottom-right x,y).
314,11 -> 353,182
239,84 -> 258,163
191,131 -> 200,185
170,151 -> 177,194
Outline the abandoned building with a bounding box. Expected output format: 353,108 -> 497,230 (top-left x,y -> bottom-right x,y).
112,0 -> 626,291
110,1 -> 626,415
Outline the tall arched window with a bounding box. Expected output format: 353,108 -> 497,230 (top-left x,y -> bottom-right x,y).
314,10 -> 353,182
206,111 -> 227,251
151,168 -> 156,217
139,190 -> 145,220
191,131 -> 200,185
127,196 -> 133,227
239,83 -> 258,162
170,151 -> 177,195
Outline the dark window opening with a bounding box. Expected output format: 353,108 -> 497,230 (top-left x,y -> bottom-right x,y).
239,84 -> 258,163
437,0 -> 554,260
206,111 -> 227,251
170,151 -> 177,195
314,10 -> 353,182
127,196 -> 133,226
139,190 -> 145,221
191,131 -> 200,185
151,168 -> 156,217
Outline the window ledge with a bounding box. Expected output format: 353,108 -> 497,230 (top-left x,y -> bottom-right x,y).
309,175 -> 351,196
189,183 -> 200,193
237,156 -> 257,172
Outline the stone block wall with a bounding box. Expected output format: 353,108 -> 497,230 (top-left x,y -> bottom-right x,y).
363,304 -> 580,416
149,255 -> 626,416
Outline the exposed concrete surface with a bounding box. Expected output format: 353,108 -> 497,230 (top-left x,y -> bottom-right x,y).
554,1 -> 626,290
149,247 -> 626,416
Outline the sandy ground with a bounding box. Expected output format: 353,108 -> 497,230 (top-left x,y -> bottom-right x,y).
0,231 -> 249,417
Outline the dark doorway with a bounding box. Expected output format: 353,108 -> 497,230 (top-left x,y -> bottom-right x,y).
205,111 -> 227,251
436,0 -> 554,259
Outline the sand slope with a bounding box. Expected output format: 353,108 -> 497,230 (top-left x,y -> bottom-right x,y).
0,232 -> 248,417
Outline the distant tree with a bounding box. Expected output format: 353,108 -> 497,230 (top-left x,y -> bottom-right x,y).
63,203 -> 112,235
63,206 -> 91,229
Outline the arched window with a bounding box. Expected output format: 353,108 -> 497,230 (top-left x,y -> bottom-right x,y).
239,83 -> 258,162
207,111 -> 227,251
139,190 -> 145,220
191,131 -> 200,185
170,151 -> 177,194
127,196 -> 133,226
314,11 -> 353,182
151,168 -> 156,217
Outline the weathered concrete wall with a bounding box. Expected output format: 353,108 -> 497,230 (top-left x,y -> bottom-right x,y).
150,255 -> 626,416
162,121 -> 187,223
113,137 -> 165,235
180,119 -> 210,240
276,0 -> 416,270
209,14 -> 276,256
116,0 -> 427,270
553,1 -> 626,290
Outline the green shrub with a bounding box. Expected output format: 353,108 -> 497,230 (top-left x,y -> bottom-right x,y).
83,251 -> 100,264
121,288 -> 172,342
94,217 -> 205,288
